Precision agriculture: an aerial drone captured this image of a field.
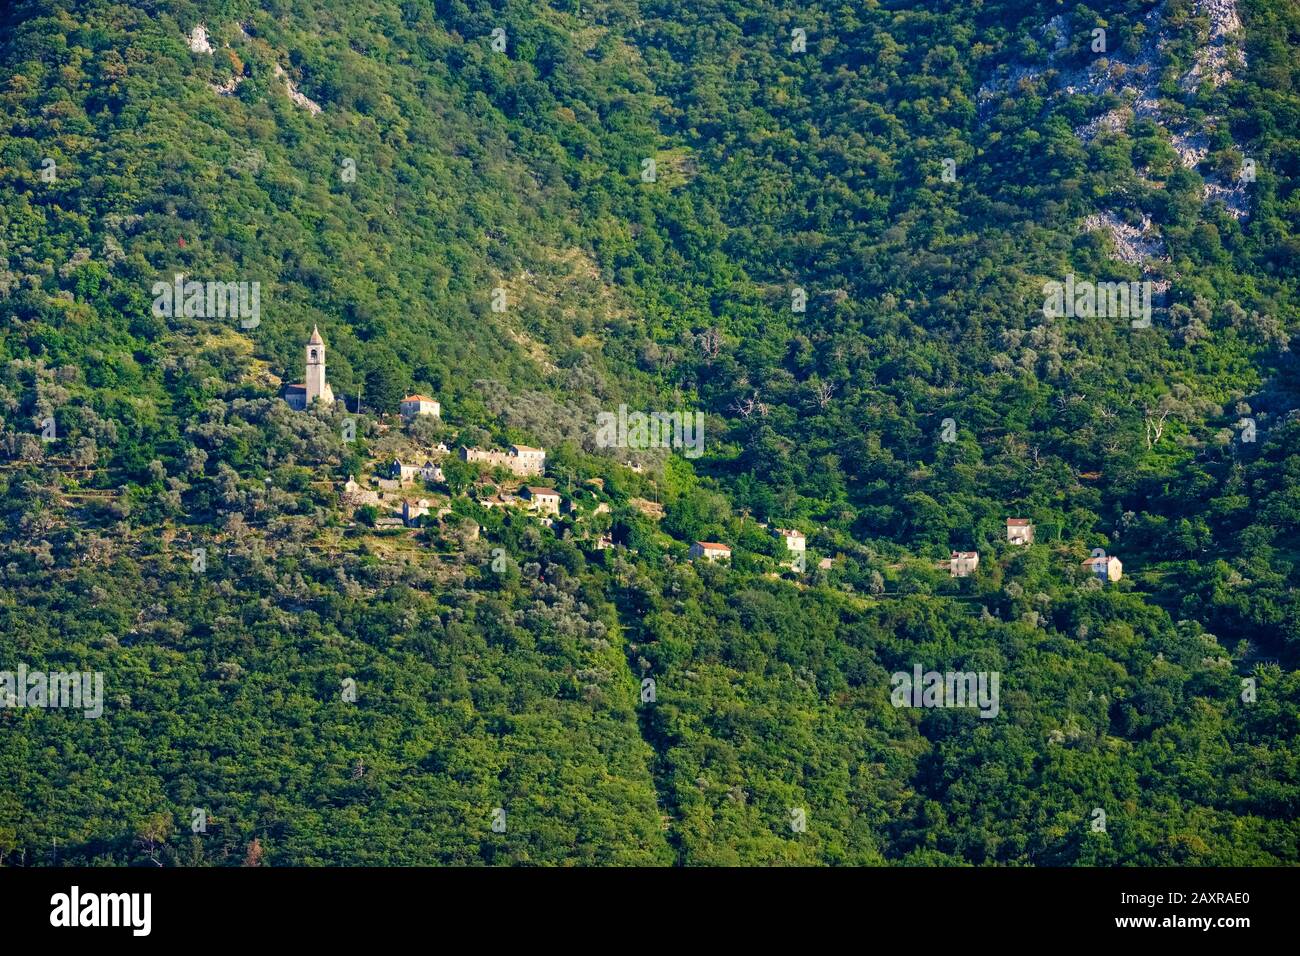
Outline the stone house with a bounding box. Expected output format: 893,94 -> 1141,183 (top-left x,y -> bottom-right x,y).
460,444 -> 546,477
1082,554 -> 1123,582
522,487 -> 561,516
690,541 -> 732,562
509,445 -> 546,476
1006,518 -> 1034,545
402,499 -> 430,526
774,528 -> 806,562
950,551 -> 980,577
388,459 -> 420,482
399,394 -> 440,421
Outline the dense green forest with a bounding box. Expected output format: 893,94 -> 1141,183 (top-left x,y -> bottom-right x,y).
1,0 -> 1297,864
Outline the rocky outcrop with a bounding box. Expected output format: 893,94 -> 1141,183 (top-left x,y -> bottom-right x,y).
1183,0 -> 1246,90
274,63 -> 323,115
187,25 -> 213,55
212,75 -> 244,96
1080,212 -> 1164,265
192,22 -> 320,113
979,1 -> 1252,268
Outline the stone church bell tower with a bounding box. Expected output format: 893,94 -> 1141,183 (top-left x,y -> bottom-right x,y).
304,325 -> 334,406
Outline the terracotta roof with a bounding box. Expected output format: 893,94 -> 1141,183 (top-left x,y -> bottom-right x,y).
1006,518 -> 1032,526
525,487 -> 558,496
402,394 -> 436,403
695,541 -> 731,550
511,444 -> 543,453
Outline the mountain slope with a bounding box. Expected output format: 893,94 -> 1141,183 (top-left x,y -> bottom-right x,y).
1,0 -> 1298,865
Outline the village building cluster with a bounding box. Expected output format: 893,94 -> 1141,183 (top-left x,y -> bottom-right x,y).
344,441 -> 559,529
279,327 -> 560,529
285,328 -> 1125,587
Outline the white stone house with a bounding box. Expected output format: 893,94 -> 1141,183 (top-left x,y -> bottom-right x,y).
1006,518 -> 1034,545
400,394 -> 441,421
522,487 -> 561,516
774,528 -> 806,565
509,445 -> 546,476
389,459 -> 420,482
690,541 -> 732,562
420,460 -> 444,483
1082,554 -> 1123,582
950,551 -> 980,577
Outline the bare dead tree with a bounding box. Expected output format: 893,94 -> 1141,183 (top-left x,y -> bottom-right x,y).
1055,392 -> 1086,414
697,328 -> 722,361
1143,400 -> 1173,449
811,379 -> 836,410
135,813 -> 171,866
730,391 -> 760,419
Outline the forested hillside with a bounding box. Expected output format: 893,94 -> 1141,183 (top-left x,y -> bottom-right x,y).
1,0 -> 1297,865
